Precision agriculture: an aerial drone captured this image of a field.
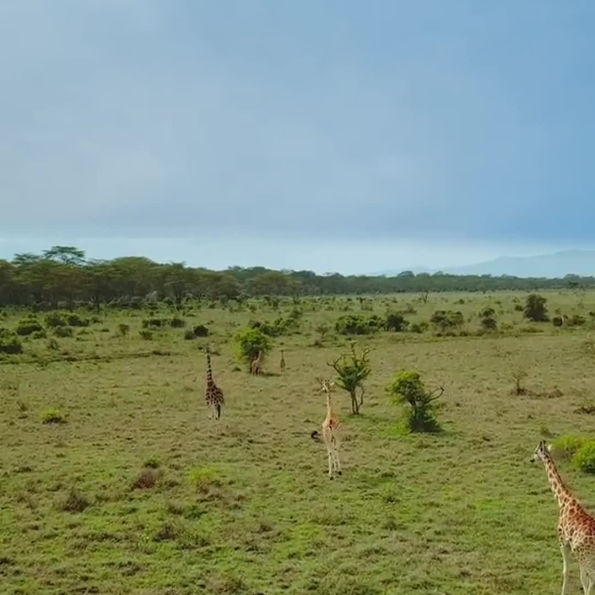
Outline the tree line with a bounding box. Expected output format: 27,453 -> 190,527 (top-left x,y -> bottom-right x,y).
0,245 -> 593,307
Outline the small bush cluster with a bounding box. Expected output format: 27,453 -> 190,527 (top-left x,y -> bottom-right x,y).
16,315 -> 43,336
335,314 -> 384,335
551,435 -> 595,473
0,328 -> 23,354
54,326 -> 73,338
387,370 -> 443,432
430,310 -> 464,334
41,407 -> 66,424
236,328 -> 271,368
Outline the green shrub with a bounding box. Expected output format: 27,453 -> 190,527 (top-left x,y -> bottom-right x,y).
66,313 -> 89,327
41,407 -> 66,424
139,330 -> 153,341
552,316 -> 564,327
385,312 -> 408,332
0,329 -> 23,354
329,343 -> 371,414
569,314 -> 586,327
189,466 -> 222,492
235,328 -> 271,369
335,314 -> 381,335
524,294 -> 548,322
142,318 -> 166,329
572,441 -> 595,473
117,323 -> 130,337
410,321 -> 429,333
387,370 -> 442,432
56,488 -> 90,512
143,456 -> 160,469
170,317 -> 186,328
430,310 -> 464,334
193,324 -> 209,337
54,326 -> 73,338
45,312 -> 67,328
480,316 -> 498,330
184,329 -> 196,340
16,316 -> 43,336
31,329 -> 47,339
551,434 -> 589,459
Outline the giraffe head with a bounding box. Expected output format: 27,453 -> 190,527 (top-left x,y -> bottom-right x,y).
530,439 -> 552,463
316,377 -> 335,394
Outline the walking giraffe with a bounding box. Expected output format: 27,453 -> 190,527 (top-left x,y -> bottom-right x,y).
250,350 -> 263,375
280,349 -> 286,373
313,378 -> 342,479
531,440 -> 595,594
205,347 -> 224,419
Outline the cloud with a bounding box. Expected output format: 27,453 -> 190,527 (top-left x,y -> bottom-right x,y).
1,1 -> 595,249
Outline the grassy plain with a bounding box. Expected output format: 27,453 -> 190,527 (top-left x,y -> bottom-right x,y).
1,289 -> 595,594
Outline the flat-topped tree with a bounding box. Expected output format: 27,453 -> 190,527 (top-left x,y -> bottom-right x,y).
328,342 -> 371,415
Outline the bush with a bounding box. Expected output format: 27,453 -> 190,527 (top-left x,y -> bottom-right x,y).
31,329 -> 47,340
409,321 -> 429,333
387,370 -> 442,432
132,468 -> 160,489
41,407 -> 66,424
142,318 -> 166,329
184,329 -> 196,340
552,316 -> 564,327
335,314 -> 381,335
0,329 -> 23,354
524,294 -> 548,322
551,434 -> 588,459
170,317 -> 186,328
479,307 -> 496,318
16,316 -> 43,336
54,326 -> 73,338
329,343 -> 371,414
430,310 -> 464,334
139,330 -> 153,341
66,313 -> 89,327
385,312 -> 408,332
569,314 -> 586,327
573,441 -> 595,474
193,324 -> 209,337
45,312 -> 67,328
56,488 -> 90,513
235,327 -> 271,369
118,323 -> 130,336
189,466 -> 222,492
480,316 -> 498,330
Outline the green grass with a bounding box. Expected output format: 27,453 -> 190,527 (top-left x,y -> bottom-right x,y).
1,291 -> 595,593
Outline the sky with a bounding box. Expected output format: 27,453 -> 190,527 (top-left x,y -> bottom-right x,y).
1,1 -> 595,274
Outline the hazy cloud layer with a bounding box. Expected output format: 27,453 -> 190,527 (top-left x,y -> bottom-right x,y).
1,1 -> 595,269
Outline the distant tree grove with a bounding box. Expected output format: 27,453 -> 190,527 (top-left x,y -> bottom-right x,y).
0,245 -> 593,308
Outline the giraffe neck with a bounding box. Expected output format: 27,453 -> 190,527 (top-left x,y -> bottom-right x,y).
543,455 -> 574,509
325,392 -> 333,418
206,353 -> 215,385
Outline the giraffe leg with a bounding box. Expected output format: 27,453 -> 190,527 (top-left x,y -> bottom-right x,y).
561,544 -> 570,595
579,562 -> 589,594
331,435 -> 342,475
327,449 -> 334,479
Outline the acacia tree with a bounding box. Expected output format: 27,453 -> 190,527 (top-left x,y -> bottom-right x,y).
328,343 -> 371,414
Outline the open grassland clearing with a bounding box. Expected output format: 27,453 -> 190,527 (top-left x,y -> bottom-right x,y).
2,290 -> 595,593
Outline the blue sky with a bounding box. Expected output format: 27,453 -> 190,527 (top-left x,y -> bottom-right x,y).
1,1 -> 594,273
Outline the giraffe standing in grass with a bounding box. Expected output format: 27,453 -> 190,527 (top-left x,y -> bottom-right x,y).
205,347 -> 224,419
250,350 -> 263,375
314,378 -> 342,479
280,349 -> 286,373
531,440 -> 595,594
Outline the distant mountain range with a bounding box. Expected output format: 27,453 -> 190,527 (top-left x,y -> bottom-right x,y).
373,250 -> 595,278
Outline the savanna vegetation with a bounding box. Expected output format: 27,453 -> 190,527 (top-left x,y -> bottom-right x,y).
2,248 -> 595,593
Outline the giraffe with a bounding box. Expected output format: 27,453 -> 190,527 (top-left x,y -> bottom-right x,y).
315,377 -> 342,479
280,349 -> 286,373
250,350 -> 263,375
205,347 -> 224,419
531,439 -> 595,594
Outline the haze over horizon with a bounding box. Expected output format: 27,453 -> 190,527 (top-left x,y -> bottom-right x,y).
2,1 -> 595,274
